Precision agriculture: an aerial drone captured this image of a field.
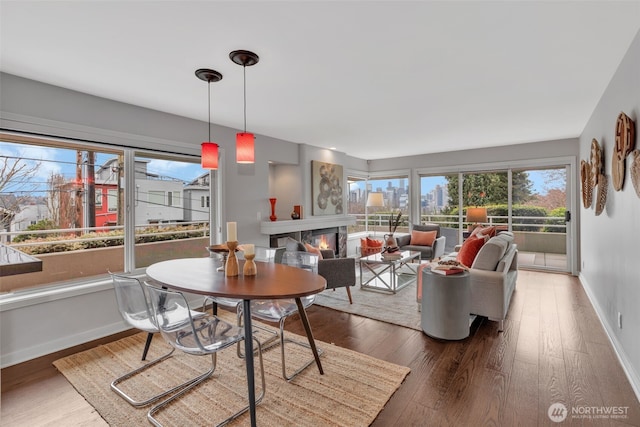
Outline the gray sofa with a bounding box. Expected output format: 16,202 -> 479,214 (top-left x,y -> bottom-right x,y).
438,231 -> 518,332
395,223 -> 446,261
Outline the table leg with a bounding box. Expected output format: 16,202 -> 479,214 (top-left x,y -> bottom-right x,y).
242,300 -> 257,427
295,298 -> 324,375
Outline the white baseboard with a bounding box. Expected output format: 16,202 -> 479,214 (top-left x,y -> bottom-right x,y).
579,273 -> 640,403
1,321 -> 128,368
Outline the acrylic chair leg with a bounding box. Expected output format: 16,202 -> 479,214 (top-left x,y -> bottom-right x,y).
141,333 -> 154,361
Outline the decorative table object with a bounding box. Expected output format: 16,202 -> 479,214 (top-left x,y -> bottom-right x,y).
207,244 -> 231,272
243,253 -> 257,276
269,198 -> 277,221
225,241 -> 239,276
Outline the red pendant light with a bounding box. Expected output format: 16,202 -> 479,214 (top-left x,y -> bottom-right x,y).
195,68 -> 223,170
236,132 -> 254,164
201,142 -> 218,169
230,50 -> 259,164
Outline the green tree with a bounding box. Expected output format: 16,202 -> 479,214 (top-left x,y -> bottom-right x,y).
445,171 -> 533,208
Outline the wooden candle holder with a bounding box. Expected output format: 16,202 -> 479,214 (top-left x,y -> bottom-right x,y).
243,253 -> 257,276
225,241 -> 239,277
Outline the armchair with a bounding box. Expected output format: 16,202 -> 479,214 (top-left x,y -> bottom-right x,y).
318,249 -> 356,304
278,240 -> 356,304
396,223 -> 446,261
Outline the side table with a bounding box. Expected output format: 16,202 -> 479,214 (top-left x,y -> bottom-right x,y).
421,269 -> 471,340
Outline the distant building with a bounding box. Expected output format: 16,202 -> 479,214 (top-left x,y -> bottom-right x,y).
183,172 -> 211,222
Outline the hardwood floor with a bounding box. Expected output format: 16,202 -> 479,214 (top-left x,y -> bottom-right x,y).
2,270 -> 639,426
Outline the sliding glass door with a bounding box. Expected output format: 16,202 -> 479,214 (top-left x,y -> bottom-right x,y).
419,163 -> 572,273
511,166 -> 569,271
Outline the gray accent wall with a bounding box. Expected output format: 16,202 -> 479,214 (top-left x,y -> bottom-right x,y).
579,29 -> 640,396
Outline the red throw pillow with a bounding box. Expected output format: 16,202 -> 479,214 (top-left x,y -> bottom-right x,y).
456,236 -> 486,268
410,230 -> 437,246
471,225 -> 496,239
304,243 -> 323,260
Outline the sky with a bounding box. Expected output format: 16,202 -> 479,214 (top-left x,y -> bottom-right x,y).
1,141 -> 203,197
3,140 -> 556,198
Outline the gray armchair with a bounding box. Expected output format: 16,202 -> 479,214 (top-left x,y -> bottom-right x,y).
276,244 -> 355,304
396,223 -> 446,261
318,249 -> 355,304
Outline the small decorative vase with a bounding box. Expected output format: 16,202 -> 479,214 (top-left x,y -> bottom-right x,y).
269,198 -> 277,221
291,210 -> 300,220
243,253 -> 257,276
225,241 -> 239,277
384,233 -> 398,250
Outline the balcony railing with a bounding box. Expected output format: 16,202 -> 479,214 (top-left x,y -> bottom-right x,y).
348,213 -> 567,256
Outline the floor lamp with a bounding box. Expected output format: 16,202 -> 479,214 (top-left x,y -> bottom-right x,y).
366,192 -> 385,236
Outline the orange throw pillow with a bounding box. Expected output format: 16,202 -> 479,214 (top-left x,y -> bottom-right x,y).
361,237 -> 383,256
410,230 -> 437,246
304,243 -> 323,260
456,236 -> 486,268
366,237 -> 383,248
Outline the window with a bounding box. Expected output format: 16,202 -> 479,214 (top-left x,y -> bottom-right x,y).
0,133 -> 215,293
168,191 -> 181,207
148,191 -> 165,206
133,152 -> 212,270
366,174 -> 410,235
107,189 -> 118,211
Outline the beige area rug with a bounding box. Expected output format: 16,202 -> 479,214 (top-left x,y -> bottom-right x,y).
315,275 -> 422,331
53,314 -> 410,427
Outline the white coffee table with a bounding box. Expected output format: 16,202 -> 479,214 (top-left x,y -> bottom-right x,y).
359,250 -> 421,294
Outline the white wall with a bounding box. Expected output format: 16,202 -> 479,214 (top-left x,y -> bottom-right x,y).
578,29 -> 640,396
0,73 -> 367,366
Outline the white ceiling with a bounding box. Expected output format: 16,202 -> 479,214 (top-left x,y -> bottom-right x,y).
1,1 -> 639,160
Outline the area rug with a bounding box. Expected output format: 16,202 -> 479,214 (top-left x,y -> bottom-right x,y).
53,316 -> 410,427
315,279 -> 422,331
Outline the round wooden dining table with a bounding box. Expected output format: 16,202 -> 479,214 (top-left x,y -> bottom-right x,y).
146,257 -> 327,427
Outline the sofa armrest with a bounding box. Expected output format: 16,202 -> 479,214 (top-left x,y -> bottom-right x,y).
432,236 -> 446,259
395,234 -> 411,247
318,257 -> 356,289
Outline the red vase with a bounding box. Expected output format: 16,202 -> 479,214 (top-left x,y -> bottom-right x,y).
269,198 -> 277,221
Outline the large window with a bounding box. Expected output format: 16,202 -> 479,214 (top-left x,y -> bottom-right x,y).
0,133 -> 214,293
419,164 -> 571,271
133,152 -> 211,270
346,174 -> 409,238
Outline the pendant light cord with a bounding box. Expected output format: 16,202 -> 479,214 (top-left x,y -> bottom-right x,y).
243,65 -> 247,133
207,80 -> 211,142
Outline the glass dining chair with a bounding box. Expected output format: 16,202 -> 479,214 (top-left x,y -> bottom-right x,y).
247,250 -> 324,381
206,246 -> 279,356
145,284 -> 265,427
109,272 -> 207,407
